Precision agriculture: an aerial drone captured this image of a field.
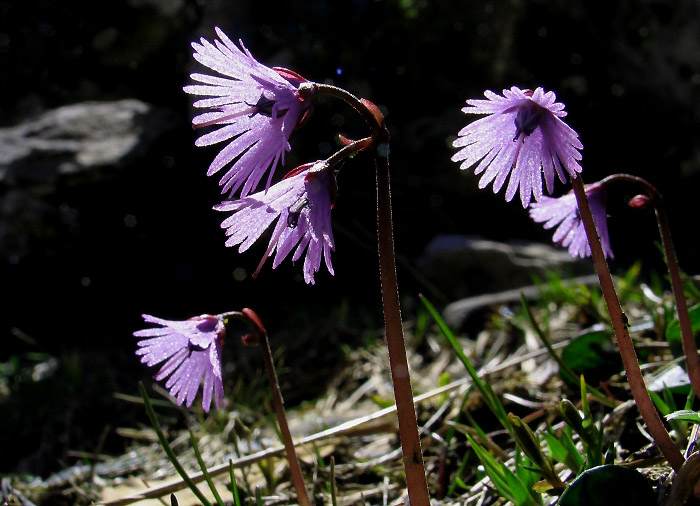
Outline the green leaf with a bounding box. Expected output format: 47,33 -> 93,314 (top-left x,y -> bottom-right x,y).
369,395 -> 394,409
561,332 -> 620,385
666,409 -> 700,424
438,372 -> 451,388
648,390 -> 671,417
454,476 -> 469,490
466,433 -> 540,506
543,431 -> 582,473
504,464 -> 538,506
666,303 -> 700,348
466,434 -> 510,496
558,465 -> 655,506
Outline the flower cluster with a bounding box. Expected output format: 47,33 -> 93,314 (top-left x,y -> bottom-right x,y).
140,31 -> 613,414
184,27 -> 314,197
137,29 -> 348,411
184,27 -> 333,283
135,314 -> 225,412
451,86 -> 615,260
452,86 -> 583,207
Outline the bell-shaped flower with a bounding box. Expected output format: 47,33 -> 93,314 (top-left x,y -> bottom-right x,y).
184,27 -> 314,197
529,182 -> 613,259
452,86 -> 583,207
215,161 -> 335,284
135,314 -> 225,412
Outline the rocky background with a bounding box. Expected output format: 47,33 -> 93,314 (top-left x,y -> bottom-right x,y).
2,0 -> 699,476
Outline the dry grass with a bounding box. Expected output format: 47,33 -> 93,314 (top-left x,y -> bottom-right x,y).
8,277 -> 686,506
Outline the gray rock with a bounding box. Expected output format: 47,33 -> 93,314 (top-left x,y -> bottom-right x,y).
0,100 -> 178,262
418,234 -> 594,302
441,274 -> 601,331
0,99 -> 177,185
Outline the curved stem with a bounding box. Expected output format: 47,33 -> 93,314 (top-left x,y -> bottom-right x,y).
326,136 -> 373,168
599,174 -> 700,399
316,83 -> 430,501
653,200 -> 700,397
234,309 -> 312,506
571,175 -> 684,471
314,84 -> 430,501
375,130 -> 431,506
315,83 -> 383,138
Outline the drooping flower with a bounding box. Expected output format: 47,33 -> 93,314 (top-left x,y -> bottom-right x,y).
135,314 -> 225,412
184,27 -> 315,197
529,182 -> 613,259
452,86 -> 583,207
215,161 -> 335,284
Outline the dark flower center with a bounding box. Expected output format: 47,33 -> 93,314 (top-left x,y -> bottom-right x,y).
513,100 -> 544,141
287,197 -> 309,228
195,317 -> 219,333
188,341 -> 207,353
250,95 -> 287,118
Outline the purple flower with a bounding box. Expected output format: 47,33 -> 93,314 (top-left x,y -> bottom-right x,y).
184,27 -> 314,197
135,314 -> 225,412
452,86 -> 583,207
529,182 -> 613,259
215,161 -> 335,284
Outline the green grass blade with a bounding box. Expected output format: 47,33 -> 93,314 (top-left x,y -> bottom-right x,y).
420,294 -> 512,433
520,294 -> 611,406
447,450 -> 472,497
229,460 -> 242,506
465,433 -> 510,498
138,382 -> 214,506
330,456 -> 338,506
543,430 -> 582,473
189,429 -> 225,506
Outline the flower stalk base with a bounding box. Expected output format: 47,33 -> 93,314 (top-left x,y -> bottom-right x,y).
375,140 -> 431,506
571,176 -> 684,472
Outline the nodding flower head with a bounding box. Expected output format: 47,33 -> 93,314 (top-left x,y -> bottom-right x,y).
214,161 -> 336,284
529,182 -> 613,259
135,314 -> 226,412
452,86 -> 583,207
184,27 -> 316,197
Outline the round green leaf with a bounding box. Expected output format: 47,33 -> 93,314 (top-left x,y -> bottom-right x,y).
558,465 -> 655,506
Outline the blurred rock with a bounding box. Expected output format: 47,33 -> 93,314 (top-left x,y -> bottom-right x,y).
441,274 -> 601,331
418,234 -> 594,302
0,99 -> 176,183
0,100 -> 178,262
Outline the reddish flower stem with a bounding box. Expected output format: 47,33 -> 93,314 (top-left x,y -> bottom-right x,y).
236,309 -> 312,506
317,82 -> 431,505
375,144 -> 431,506
600,174 -> 700,400
315,83 -> 384,139
571,176 -> 684,471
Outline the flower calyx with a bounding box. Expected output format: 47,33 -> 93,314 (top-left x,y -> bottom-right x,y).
628,194 -> 652,209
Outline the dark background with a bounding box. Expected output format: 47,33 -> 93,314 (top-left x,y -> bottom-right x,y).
1,0 -> 699,476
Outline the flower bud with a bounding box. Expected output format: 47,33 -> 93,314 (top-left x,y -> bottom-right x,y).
508,413 -> 550,472
241,333 -> 260,347
628,194 -> 651,209
559,399 -> 585,435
